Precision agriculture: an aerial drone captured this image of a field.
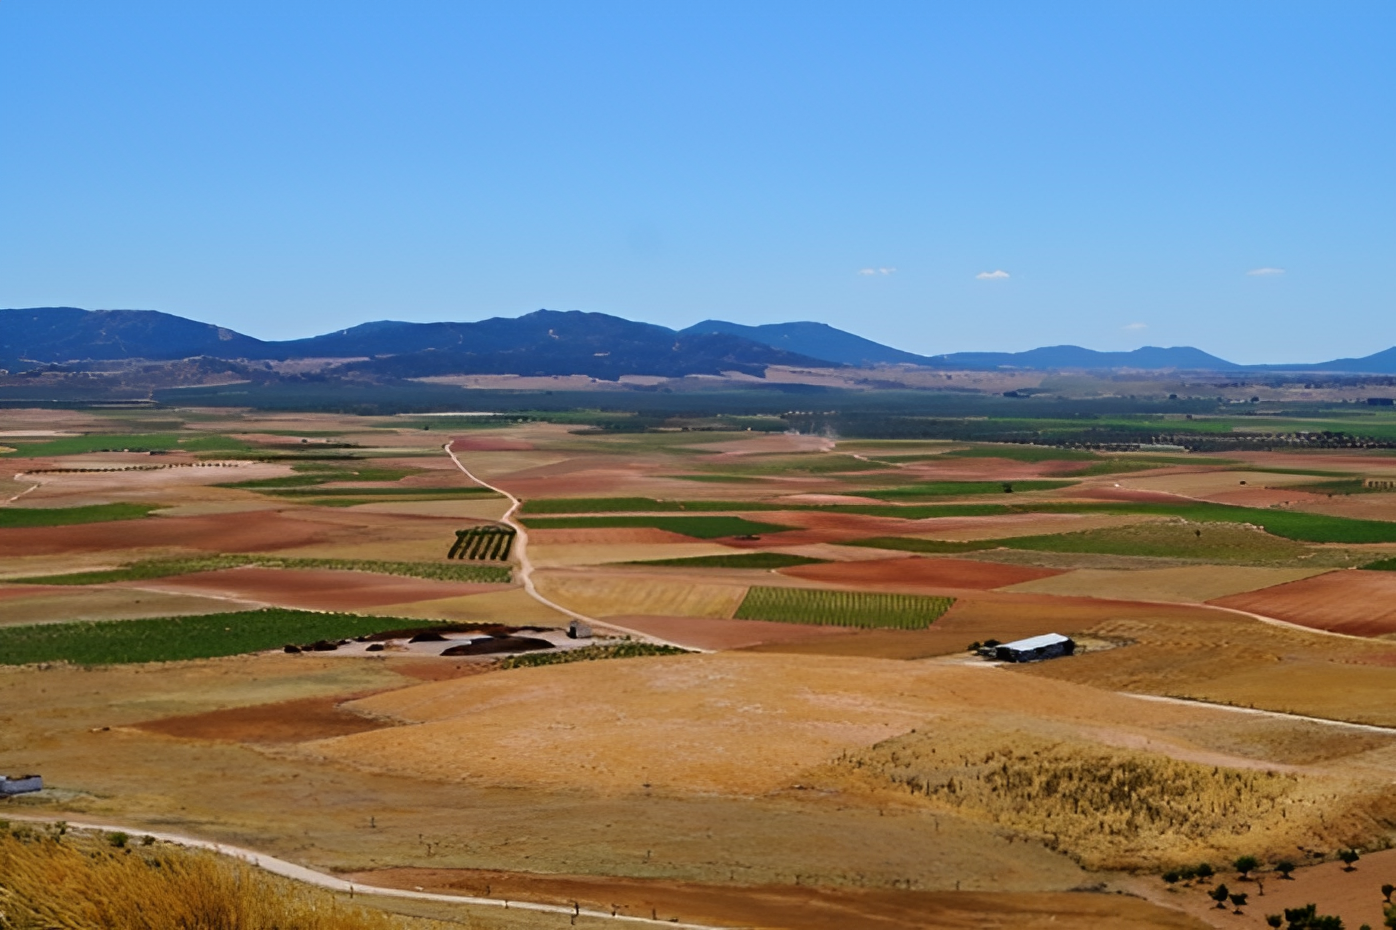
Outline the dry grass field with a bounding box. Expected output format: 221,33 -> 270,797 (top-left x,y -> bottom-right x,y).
1002,565 -> 1329,603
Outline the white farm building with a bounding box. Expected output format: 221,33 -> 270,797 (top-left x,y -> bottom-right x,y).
994,633 -> 1075,663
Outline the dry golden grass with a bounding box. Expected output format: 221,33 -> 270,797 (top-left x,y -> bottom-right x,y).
1000,565 -> 1328,603
0,587 -> 248,628
533,570 -> 747,618
829,723 -> 1392,871
0,826 -> 426,930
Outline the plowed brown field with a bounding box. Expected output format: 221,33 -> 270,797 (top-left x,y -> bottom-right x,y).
0,510 -> 335,557
1210,569 -> 1396,636
136,693 -> 396,743
778,556 -> 1061,591
124,567 -> 509,612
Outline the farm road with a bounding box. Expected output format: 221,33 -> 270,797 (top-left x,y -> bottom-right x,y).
3,814 -> 736,930
443,442 -> 700,651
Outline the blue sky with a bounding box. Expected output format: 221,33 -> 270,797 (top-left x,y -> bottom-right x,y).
1,2 -> 1391,363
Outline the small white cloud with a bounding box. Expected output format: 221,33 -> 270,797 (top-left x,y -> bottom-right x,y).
975,269 -> 1010,280
1247,267 -> 1285,276
1124,322 -> 1148,331
858,267 -> 896,276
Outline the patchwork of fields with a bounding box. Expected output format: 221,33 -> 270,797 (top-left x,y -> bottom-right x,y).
8,408 -> 1396,929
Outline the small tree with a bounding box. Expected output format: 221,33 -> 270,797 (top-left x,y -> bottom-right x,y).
1235,855 -> 1260,879
1276,860 -> 1296,880
1231,892 -> 1249,913
1210,884 -> 1231,909
1339,848 -> 1361,871
106,831 -> 129,848
1266,916 -> 1282,929
1197,862 -> 1215,882
1162,870 -> 1181,885
1179,865 -> 1198,883
1382,883 -> 1394,903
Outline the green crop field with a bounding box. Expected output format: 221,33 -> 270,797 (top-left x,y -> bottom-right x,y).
1001,521 -> 1311,561
11,556 -> 510,586
698,454 -> 895,476
734,586 -> 954,629
940,445 -> 1102,462
0,433 -> 250,457
626,552 -> 828,569
861,480 -> 1075,499
839,537 -> 999,554
0,503 -> 157,529
0,609 -> 438,666
1027,501 -> 1396,544
522,515 -> 794,538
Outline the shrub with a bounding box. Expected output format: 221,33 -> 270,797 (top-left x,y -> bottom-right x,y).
1235,854 -> 1260,878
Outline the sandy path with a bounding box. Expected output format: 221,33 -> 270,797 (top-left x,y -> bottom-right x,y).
3,815 -> 729,930
443,442 -> 697,651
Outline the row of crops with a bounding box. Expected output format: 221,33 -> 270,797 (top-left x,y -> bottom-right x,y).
448,524 -> 517,561
734,586 -> 954,630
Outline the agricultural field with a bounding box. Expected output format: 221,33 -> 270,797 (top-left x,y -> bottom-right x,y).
8,405 -> 1396,929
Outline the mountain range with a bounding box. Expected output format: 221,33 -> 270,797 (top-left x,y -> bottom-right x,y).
4,306 -> 1396,376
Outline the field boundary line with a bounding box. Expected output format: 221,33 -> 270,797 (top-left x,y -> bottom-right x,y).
1118,692 -> 1396,735
443,442 -> 703,652
4,479 -> 39,505
1,814 -> 741,930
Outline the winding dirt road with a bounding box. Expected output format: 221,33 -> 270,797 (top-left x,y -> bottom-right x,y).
4,814 -> 735,930
443,442 -> 699,651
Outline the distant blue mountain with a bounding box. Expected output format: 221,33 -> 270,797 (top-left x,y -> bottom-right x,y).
5,305 -> 1396,375
925,345 -> 1241,371
680,320 -> 933,367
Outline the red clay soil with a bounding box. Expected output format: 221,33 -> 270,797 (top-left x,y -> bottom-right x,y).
529,528 -> 701,545
345,868 -> 1207,930
779,556 -> 1062,591
0,584 -> 69,601
120,567 -> 509,612
449,437 -> 535,452
0,511 -> 338,558
136,693 -> 395,744
1210,569 -> 1396,636
605,614 -> 858,651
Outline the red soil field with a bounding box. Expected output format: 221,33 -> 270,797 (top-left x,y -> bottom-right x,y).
346,868 -> 1205,930
1210,569 -> 1396,636
606,614 -> 858,651
0,584 -> 66,601
529,527 -> 700,545
121,567 -> 509,612
136,693 -> 395,743
0,511 -> 336,557
449,437 -> 535,452
779,556 -> 1062,591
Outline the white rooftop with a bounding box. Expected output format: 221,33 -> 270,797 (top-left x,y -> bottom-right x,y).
999,632 -> 1071,652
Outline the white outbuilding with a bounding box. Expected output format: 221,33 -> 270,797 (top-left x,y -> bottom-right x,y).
993,633 -> 1075,663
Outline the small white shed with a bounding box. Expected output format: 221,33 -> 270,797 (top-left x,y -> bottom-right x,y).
994,633 -> 1075,663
